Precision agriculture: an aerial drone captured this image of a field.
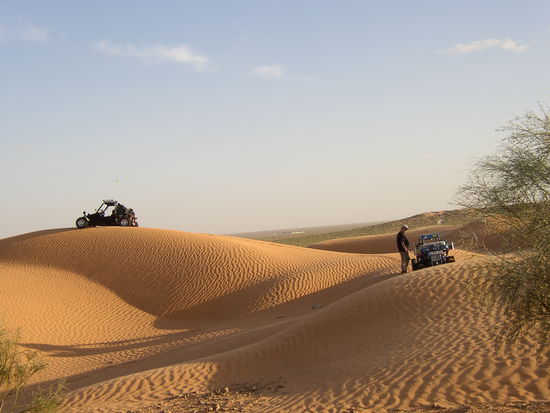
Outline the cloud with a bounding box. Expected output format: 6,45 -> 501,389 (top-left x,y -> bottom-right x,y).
94,40 -> 208,71
0,24 -> 48,43
290,75 -> 321,83
252,64 -> 319,82
20,26 -> 48,42
439,38 -> 530,54
253,64 -> 284,79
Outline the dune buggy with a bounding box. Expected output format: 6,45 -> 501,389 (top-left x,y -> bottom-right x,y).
75,199 -> 138,229
411,233 -> 455,271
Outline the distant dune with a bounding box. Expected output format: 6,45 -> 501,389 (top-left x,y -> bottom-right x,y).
310,222 -> 509,253
229,220 -> 385,242
0,225 -> 547,412
310,225 -> 460,254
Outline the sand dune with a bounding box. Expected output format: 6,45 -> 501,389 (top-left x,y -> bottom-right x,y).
309,225 -> 459,254
309,223 -> 509,254
0,226 -> 547,412
0,227 -> 395,321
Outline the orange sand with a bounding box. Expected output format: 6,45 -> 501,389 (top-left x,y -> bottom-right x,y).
309,222 -> 510,254
0,226 -> 547,412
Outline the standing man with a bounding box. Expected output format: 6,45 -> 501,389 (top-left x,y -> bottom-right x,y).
396,225 -> 410,273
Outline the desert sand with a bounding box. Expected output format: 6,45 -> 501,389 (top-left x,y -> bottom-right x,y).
0,225 -> 548,412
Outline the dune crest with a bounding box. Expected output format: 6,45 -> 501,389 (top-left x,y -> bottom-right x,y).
0,227 -> 394,320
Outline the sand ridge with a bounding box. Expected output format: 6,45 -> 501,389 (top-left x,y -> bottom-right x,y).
0,226 -> 548,412
0,227 -> 395,320
309,223 -> 509,254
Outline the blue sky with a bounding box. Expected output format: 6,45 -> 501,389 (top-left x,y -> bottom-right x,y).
1,1 -> 549,237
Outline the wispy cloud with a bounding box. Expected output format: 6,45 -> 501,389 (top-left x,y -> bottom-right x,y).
0,24 -> 48,43
290,75 -> 320,83
253,64 -> 320,83
253,64 -> 284,79
439,38 -> 530,54
94,40 -> 208,71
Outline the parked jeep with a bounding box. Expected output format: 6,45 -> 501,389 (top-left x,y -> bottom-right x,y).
411,233 -> 454,271
75,200 -> 138,229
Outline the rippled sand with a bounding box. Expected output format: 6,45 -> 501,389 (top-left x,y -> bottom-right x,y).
0,226 -> 547,412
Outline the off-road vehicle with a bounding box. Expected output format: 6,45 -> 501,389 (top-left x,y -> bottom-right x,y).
75,200 -> 138,229
411,233 -> 455,271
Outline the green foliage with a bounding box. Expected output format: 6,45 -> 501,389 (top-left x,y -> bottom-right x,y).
0,326 -> 63,413
458,104 -> 550,348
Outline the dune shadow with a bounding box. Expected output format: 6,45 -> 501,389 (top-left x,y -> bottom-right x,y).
2,226 -> 402,325
22,330 -> 199,358
152,263 -> 400,330
19,266 -> 405,408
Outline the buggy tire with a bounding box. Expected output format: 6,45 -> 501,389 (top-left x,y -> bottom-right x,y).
446,256 -> 456,263
412,260 -> 423,271
120,218 -> 130,227
76,217 -> 88,229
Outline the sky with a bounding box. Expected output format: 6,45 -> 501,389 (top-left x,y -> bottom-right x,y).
1,0 -> 549,238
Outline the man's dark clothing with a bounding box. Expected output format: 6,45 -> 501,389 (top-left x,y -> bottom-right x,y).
396,231 -> 409,252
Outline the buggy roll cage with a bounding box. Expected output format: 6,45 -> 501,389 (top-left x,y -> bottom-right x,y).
96,199 -> 118,214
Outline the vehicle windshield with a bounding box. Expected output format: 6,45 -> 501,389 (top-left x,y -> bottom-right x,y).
420,234 -> 440,243
97,203 -> 114,215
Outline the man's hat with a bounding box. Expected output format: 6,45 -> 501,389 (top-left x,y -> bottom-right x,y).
401,225 -> 409,230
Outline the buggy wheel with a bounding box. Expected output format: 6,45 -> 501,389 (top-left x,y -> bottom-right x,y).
411,259 -> 423,271
76,217 -> 88,229
446,256 -> 455,263
120,218 -> 130,227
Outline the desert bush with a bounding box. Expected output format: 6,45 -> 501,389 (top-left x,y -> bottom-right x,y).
20,381 -> 65,413
0,326 -> 64,413
457,104 -> 550,348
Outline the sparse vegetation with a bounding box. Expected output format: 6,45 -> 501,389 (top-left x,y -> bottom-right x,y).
259,209 -> 478,247
457,104 -> 550,348
21,381 -> 64,413
0,325 -> 64,413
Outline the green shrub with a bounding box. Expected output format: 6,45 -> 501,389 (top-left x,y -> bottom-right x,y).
0,326 -> 64,413
458,104 -> 550,348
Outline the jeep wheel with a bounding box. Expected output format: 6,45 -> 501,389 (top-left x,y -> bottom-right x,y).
120,218 -> 130,227
411,260 -> 423,271
76,217 -> 88,229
